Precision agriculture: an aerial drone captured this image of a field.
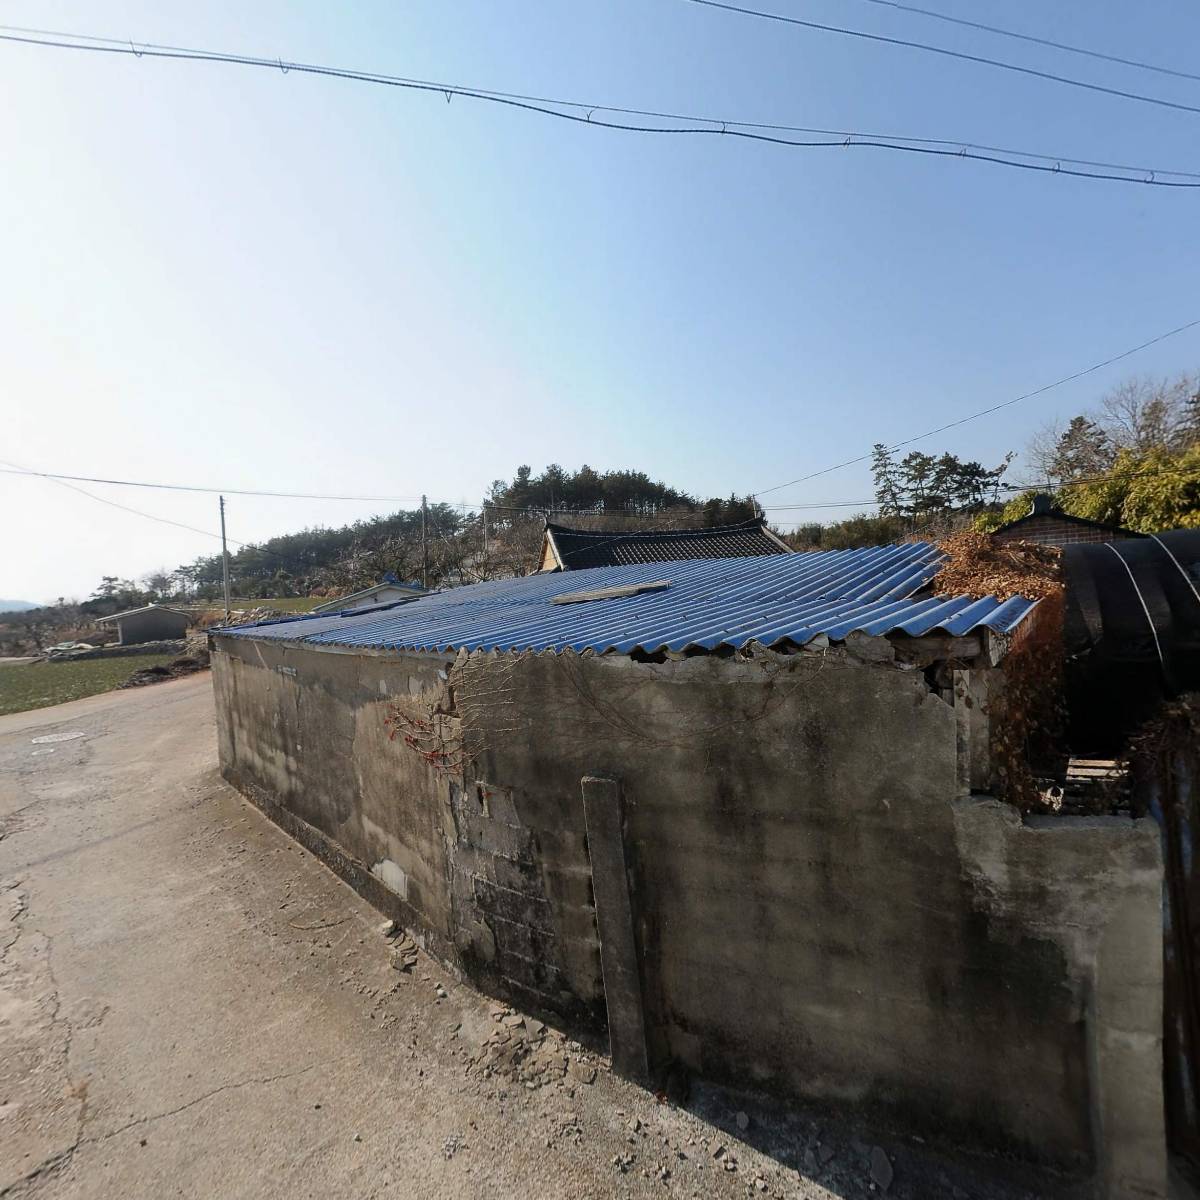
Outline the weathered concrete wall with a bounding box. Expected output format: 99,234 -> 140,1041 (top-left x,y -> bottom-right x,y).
460,649 -> 1164,1196
213,638 -> 458,952
213,637 -> 1164,1197
211,638 -> 605,1021
953,800 -> 1164,1199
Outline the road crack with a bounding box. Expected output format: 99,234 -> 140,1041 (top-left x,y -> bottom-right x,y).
89,1056 -> 342,1146
0,1058 -> 343,1198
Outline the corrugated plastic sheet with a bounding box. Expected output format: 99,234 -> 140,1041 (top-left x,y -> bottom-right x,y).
213,542 -> 1038,657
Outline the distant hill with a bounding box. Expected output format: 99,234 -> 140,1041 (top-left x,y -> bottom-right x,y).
0,600 -> 38,614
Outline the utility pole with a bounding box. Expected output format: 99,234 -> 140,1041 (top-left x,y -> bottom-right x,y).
420,495 -> 428,590
219,495 -> 232,623
482,502 -> 489,557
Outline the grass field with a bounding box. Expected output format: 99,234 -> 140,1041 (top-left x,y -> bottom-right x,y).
0,654 -> 178,716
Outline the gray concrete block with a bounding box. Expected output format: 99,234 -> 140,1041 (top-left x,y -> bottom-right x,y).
473,876 -> 554,932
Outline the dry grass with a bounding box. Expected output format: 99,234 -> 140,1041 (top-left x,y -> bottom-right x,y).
933,531 -> 1063,601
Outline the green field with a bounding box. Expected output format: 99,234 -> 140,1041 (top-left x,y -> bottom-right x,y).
0,655 -> 179,716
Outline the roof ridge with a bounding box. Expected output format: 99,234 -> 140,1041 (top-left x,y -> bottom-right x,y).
545,516 -> 766,538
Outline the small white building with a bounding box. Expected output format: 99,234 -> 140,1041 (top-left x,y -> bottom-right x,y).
311,580 -> 425,614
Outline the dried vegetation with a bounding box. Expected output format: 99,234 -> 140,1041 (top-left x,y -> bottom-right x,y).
935,531 -> 1066,812
932,530 -> 1062,601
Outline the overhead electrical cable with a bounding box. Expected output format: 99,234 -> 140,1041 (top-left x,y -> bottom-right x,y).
754,317 -> 1200,499
0,29 -> 1198,186
850,0 -> 1200,85
758,462 -> 1200,512
0,465 -> 428,503
1,458 -> 330,575
5,23 -> 1200,181
7,457 -> 1200,527
682,0 -> 1200,119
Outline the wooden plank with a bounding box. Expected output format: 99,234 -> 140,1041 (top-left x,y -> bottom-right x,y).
581,776 -> 650,1082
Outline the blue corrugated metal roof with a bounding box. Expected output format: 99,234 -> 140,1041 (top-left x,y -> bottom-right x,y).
213,543 -> 1038,657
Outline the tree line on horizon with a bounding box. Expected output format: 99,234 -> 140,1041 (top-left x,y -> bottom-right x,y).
5,369 -> 1198,644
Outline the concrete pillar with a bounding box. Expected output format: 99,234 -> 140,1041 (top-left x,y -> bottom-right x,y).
580,776 -> 650,1082
954,667 -> 997,794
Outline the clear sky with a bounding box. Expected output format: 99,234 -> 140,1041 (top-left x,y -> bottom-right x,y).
2,0 -> 1198,602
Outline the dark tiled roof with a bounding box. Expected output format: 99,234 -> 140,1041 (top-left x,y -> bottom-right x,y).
544,517 -> 790,570
995,511 -> 1141,537
993,493 -> 1139,537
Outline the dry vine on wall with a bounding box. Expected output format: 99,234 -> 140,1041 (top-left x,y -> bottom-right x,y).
934,531 -> 1067,812
383,652 -> 525,776
989,592 -> 1067,811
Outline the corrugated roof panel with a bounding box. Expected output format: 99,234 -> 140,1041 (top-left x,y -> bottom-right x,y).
214,543 -> 1039,657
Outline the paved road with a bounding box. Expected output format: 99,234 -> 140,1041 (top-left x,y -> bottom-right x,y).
0,675 -> 1076,1199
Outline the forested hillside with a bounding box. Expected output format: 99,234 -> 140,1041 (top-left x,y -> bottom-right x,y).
170,464 -> 762,601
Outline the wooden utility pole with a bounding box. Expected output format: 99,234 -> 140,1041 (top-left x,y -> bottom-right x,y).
421,494 -> 428,590
219,495 -> 232,623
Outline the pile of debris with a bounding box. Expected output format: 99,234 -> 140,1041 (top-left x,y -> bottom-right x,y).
466,1005 -> 600,1091
387,929 -> 421,973
226,607 -> 288,626
194,606 -> 288,630
43,641 -> 100,660
377,917 -> 601,1093
933,530 -> 1062,601
119,655 -> 208,689
184,632 -> 211,665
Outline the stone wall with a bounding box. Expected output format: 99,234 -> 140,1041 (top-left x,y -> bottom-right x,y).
212,635 -> 1165,1198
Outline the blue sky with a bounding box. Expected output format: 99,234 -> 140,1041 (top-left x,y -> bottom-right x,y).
2,0 -> 1198,601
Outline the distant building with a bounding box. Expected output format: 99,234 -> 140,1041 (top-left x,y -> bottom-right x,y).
992,493 -> 1140,548
538,516 -> 791,571
312,579 -> 426,614
96,604 -> 192,645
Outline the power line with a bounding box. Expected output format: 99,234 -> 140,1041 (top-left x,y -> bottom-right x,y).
759,461 -> 1200,513
0,457 -> 229,545
2,29 -> 1199,187
850,0 -> 1200,86
0,463 -> 736,524
0,465 -> 427,503
682,0 -> 1200,119
1,458 -> 330,576
6,22 -> 1200,182
754,317 -> 1200,499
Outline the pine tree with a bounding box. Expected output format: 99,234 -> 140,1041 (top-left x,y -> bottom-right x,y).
1048,416 -> 1114,483
870,444 -> 904,516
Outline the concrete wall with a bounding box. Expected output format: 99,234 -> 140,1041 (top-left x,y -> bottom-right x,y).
212,637 -> 1165,1198
211,637 -> 605,1016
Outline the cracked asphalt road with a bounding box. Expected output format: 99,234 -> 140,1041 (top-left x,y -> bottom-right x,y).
0,673 -> 1098,1199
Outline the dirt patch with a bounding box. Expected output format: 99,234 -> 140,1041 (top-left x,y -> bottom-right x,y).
119,656 -> 209,690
